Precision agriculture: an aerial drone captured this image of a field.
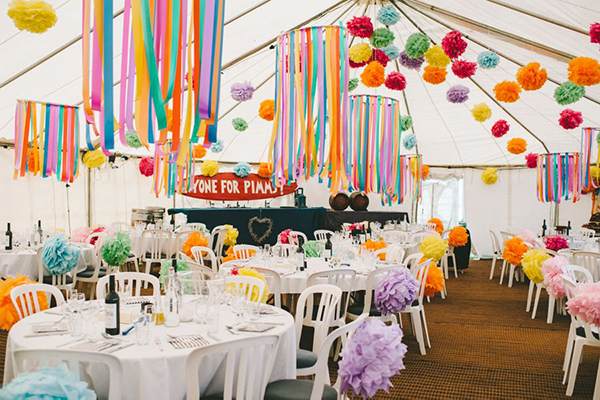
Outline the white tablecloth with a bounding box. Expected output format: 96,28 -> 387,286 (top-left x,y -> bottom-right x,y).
4,303 -> 296,399
129,233 -> 175,257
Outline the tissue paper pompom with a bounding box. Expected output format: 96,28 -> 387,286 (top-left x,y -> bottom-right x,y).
403,134 -> 417,150
377,5 -> 401,26
278,229 -> 292,244
591,23 -> 600,44
441,30 -> 467,59
259,100 -> 275,121
348,78 -> 359,92
419,263 -> 445,297
481,168 -> 498,185
8,0 -> 57,34
233,268 -> 270,303
446,85 -> 470,103
0,365 -> 95,399
349,43 -> 373,64
542,256 -> 569,299
526,153 -> 538,168
385,72 -> 406,91
71,227 -> 92,243
522,249 -> 550,284
451,59 -> 477,79
83,150 -> 106,169
347,16 -> 374,38
370,28 -> 395,49
449,226 -> 469,247
419,234 -> 448,262
423,65 -> 447,85
182,231 -> 209,258
101,232 -> 132,267
257,162 -> 272,179
210,140 -> 224,153
425,45 -> 451,68
232,117 -> 248,132
194,144 -> 207,158
230,81 -> 254,102
361,62 -> 386,88
125,131 -> 143,148
554,82 -> 586,105
224,225 -> 239,247
159,260 -> 190,288
401,115 -> 413,131
234,162 -> 251,178
381,44 -> 400,60
494,81 -> 521,103
491,120 -> 510,138
421,165 -> 430,179
566,282 -> 600,326
375,269 -> 419,315
42,235 -> 81,275
405,33 -> 431,59
477,51 -> 500,69
517,62 -> 547,91
0,275 -> 48,330
373,49 -> 390,67
350,59 -> 368,69
559,109 -> 583,130
399,51 -> 424,70
339,320 -> 407,399
507,138 -> 527,155
519,229 -> 537,247
544,236 -> 569,251
201,160 -> 219,177
471,103 -> 492,122
568,57 -> 600,86
139,156 -> 154,177
502,237 -> 528,265
428,218 -> 444,235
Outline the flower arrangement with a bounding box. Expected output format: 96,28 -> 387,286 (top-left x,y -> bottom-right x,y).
182,232 -> 208,258
8,0 -> 57,34
348,78 -> 359,92
446,85 -> 469,104
232,118 -> 248,132
375,269 -> 419,315
194,144 -> 207,158
494,81 -> 521,103
278,229 -> 292,244
405,33 -> 430,59
224,225 -> 239,247
381,44 -> 400,60
477,51 -> 499,69
403,134 -> 417,150
507,138 -> 527,155
441,30 -> 467,58
471,103 -> 492,122
558,109 -> 583,130
422,65 -> 447,85
0,365 -> 95,399
257,162 -> 272,179
233,162 -> 251,178
201,160 -> 219,177
427,218 -> 444,235
425,45 -> 451,68
0,275 -> 48,330
258,100 -> 275,121
139,156 -> 154,177
399,51 -> 424,70
210,140 -> 224,153
384,72 -> 406,91
481,168 -> 498,185
448,226 -> 469,247
101,232 -> 131,267
82,150 -> 106,169
230,81 -> 255,102
346,16 -> 374,38
370,28 -> 395,49
516,62 -> 547,91
377,5 -> 401,26
521,249 -> 550,284
349,43 -> 372,64
159,259 -> 189,289
502,237 -> 528,265
554,82 -> 585,106
542,256 -> 568,299
419,234 -> 448,262
451,59 -> 477,79
229,267 -> 270,303
42,235 -> 81,275
125,131 -> 143,148
71,227 -> 92,243
361,62 -> 386,88
566,282 -> 600,326
525,153 -> 538,169
567,57 -> 600,86
491,120 -> 510,138
544,236 -> 569,251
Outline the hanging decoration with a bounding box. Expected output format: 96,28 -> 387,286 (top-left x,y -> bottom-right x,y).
82,150 -> 106,169
370,28 -> 395,48
384,72 -> 407,91
451,59 -> 477,79
536,153 -> 583,203
401,115 -> 413,131
481,168 -> 498,185
194,144 -> 207,159
373,49 -> 390,67
591,23 -> 600,44
346,16 -> 373,38
507,138 -> 527,154
125,131 -> 143,148
516,62 -> 547,91
477,51 -> 500,69
382,45 -> 400,60
201,160 -> 219,177
258,100 -> 275,121
525,153 -> 538,169
581,128 -> 598,191
349,43 -> 373,63
554,82 -> 585,106
399,51 -> 424,70
471,103 -> 492,122
14,100 -> 80,182
210,140 -> 224,153
348,78 -> 359,92
403,134 -> 417,150
446,85 -> 469,104
568,57 -> 600,86
423,65 -> 447,85
494,81 -> 521,103
405,33 -> 431,59
232,118 -> 248,132
230,82 -> 255,102
441,30 -> 467,59
425,45 -> 451,68
377,5 -> 401,26
139,156 -> 154,177
491,120 -> 510,138
8,0 -> 57,34
361,61 -> 386,87
559,109 -> 583,130
257,162 -> 272,179
233,162 -> 251,178
152,140 -> 195,198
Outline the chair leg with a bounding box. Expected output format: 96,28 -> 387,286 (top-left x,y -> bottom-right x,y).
547,295 -> 556,324
452,254 -> 458,278
411,309 -> 426,355
531,284 -> 542,320
489,255 -> 497,280
563,326 -> 575,374
566,341 -> 584,396
499,260 -> 507,285
421,308 -> 431,348
508,265 -> 516,288
593,357 -> 600,400
526,281 -> 534,312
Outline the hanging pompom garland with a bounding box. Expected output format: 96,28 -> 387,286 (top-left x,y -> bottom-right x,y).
536,153 -> 583,203
385,72 -> 407,91
346,16 -> 374,38
125,131 -> 143,148
382,44 -> 400,60
526,153 -> 538,168
516,62 -> 547,91
554,82 -> 586,106
405,33 -> 431,59
370,28 -> 395,49
568,57 -> 600,86
139,156 -> 154,177
403,134 -> 417,150
232,118 -> 248,132
399,51 -> 424,70
425,45 -> 451,68
591,23 -> 600,44
349,43 -> 373,64
494,81 -> 521,103
471,103 -> 492,122
423,65 -> 447,85
477,51 -> 500,69
491,120 -> 510,138
559,109 -> 583,130
8,0 -> 57,34
481,168 -> 498,185
259,100 -> 275,121
361,61 -> 386,87
451,59 -> 477,79
210,140 -> 224,153
441,30 -> 467,59
230,82 -> 255,102
581,128 -> 598,190
507,138 -> 527,154
377,5 -> 401,26
446,85 -> 470,104
82,150 -> 106,169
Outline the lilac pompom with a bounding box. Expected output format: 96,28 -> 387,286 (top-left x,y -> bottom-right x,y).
399,51 -> 424,70
339,319 -> 407,398
446,85 -> 470,103
374,269 -> 419,315
230,81 -> 255,102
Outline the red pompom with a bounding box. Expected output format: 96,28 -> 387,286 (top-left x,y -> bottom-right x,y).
559,109 -> 583,130
441,30 -> 467,59
350,59 -> 368,69
591,23 -> 600,44
139,156 -> 154,177
385,72 -> 407,91
491,120 -> 510,138
525,153 -> 538,169
451,59 -> 477,79
373,49 -> 390,67
347,16 -> 374,38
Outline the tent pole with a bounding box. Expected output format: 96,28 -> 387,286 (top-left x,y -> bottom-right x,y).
86,167 -> 92,228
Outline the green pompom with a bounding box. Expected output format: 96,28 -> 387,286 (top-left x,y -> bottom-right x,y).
554,81 -> 585,106
101,232 -> 132,267
370,28 -> 395,49
125,131 -> 143,149
401,115 -> 413,131
159,259 -> 190,289
596,131 -> 600,144
348,78 -> 359,92
405,33 -> 431,59
232,117 -> 248,132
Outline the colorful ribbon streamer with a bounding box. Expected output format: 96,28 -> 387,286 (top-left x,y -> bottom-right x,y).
536,152 -> 582,203
581,127 -> 598,190
152,140 -> 195,198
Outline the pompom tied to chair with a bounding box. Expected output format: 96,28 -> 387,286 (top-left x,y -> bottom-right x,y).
481,168 -> 498,185
83,150 -> 106,169
554,82 -> 585,105
361,62 -> 386,88
525,153 -> 538,168
42,235 -> 81,275
385,72 -> 406,91
544,236 -> 569,251
370,28 -> 395,49
494,81 -> 521,103
232,118 -> 248,132
405,33 -> 431,59
101,232 -> 132,267
71,227 -> 92,243
471,103 -> 492,122
201,160 -> 219,177
348,78 -> 359,92
230,81 -> 255,102
559,109 -> 583,130
449,226 -> 469,247
422,265 -> 445,297
257,162 -> 272,179
566,282 -> 600,326
542,256 -> 569,299
446,85 -> 469,104
346,16 -> 374,38
507,138 -> 527,155
568,57 -> 600,86
349,43 -> 372,64
441,30 -> 467,59
234,162 -> 251,178
451,59 -> 477,79
422,65 -> 447,85
591,23 -> 600,44
373,49 -> 390,67
8,0 -> 57,33
210,140 -> 224,153
477,51 -> 500,69
381,45 -> 400,60
399,51 -> 424,70
516,62 -> 547,91
339,319 -> 407,399
224,225 -> 239,247
0,275 -> 48,330
419,234 -> 448,262
125,131 -> 143,148
428,218 -> 444,235
521,249 -> 550,284
375,269 -> 419,315
377,5 -> 401,26
0,365 -> 95,399
401,115 -> 413,131
139,156 -> 154,177
403,134 -> 417,150
502,237 -> 528,265
259,100 -> 275,121
425,45 -> 450,68
182,232 -> 208,258
491,120 -> 510,138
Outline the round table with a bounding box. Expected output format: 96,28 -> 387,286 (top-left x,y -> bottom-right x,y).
3,301 -> 296,399
129,232 -> 175,257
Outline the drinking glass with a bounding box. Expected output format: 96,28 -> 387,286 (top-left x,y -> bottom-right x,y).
136,310 -> 151,346
232,288 -> 247,322
206,301 -> 220,334
246,301 -> 261,322
118,282 -> 132,308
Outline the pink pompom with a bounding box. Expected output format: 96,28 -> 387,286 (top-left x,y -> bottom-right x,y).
373,49 -> 390,67
451,59 -> 477,79
542,256 -> 568,299
385,72 -> 407,91
347,16 -> 374,38
491,120 -> 509,138
139,156 -> 154,177
525,153 -> 538,169
567,282 -> 600,326
441,30 -> 467,59
350,59 -> 368,69
591,23 -> 600,44
544,236 -> 569,251
518,229 -> 537,246
71,227 -> 92,243
559,109 -> 583,130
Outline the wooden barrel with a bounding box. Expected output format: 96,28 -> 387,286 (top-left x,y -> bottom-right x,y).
349,192 -> 369,211
329,192 -> 350,211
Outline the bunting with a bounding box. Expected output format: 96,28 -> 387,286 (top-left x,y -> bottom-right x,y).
536,152 -> 582,203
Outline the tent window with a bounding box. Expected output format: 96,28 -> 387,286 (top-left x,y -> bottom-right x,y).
417,178 -> 465,229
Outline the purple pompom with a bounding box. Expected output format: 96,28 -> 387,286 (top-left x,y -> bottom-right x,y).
399,51 -> 424,70
230,81 -> 255,102
446,85 -> 470,104
374,269 -> 419,315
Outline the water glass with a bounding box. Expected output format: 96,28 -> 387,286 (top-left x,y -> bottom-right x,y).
136,311 -> 151,346
246,301 -> 261,322
206,302 -> 220,334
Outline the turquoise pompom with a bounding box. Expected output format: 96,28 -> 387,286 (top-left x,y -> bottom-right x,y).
377,5 -> 401,26
381,44 -> 400,60
477,51 -> 499,69
42,235 -> 81,275
234,162 -> 252,178
403,133 -> 417,150
210,140 -> 224,153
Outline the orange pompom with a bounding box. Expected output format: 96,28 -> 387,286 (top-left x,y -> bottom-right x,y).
428,218 -> 444,235
222,246 -> 236,263
0,275 -> 48,330
259,100 -> 275,121
422,65 -> 447,85
494,81 -> 521,103
194,144 -> 207,159
421,165 -> 430,179
182,232 -> 209,258
417,262 -> 445,297
568,57 -> 600,86
257,162 -> 272,179
360,61 -> 386,88
516,62 -> 547,91
362,239 -> 386,258
448,226 -> 469,247
502,237 -> 529,265
507,138 -> 527,155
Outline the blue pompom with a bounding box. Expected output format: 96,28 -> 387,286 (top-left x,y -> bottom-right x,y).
381,44 -> 400,60
234,162 -> 252,178
377,5 -> 401,26
477,51 -> 500,69
42,235 -> 81,275
403,134 -> 417,150
210,140 -> 224,153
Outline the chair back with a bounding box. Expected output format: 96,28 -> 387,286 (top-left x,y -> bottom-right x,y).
10,283 -> 65,319
36,248 -> 76,290
409,232 -> 429,244
226,275 -> 265,303
404,252 -> 424,270
178,252 -> 196,264
499,230 -> 515,243
13,349 -> 122,400
271,243 -> 296,258
288,231 -> 308,247
361,266 -> 403,314
141,229 -> 173,260
181,223 -> 208,233
313,230 -> 333,242
110,222 -> 130,232
385,245 -> 406,263
96,272 -> 160,299
233,245 -> 259,261
174,230 -> 197,253
543,249 -> 559,257
307,269 -> 356,323
573,251 -> 600,280
575,228 -> 595,239
412,259 -> 433,304
86,232 -> 108,251
190,246 -> 218,272
185,335 -> 279,400
185,262 -> 216,280
489,230 -> 501,254
210,225 -> 229,263
253,267 -> 282,308
561,273 -> 600,346
295,284 -> 342,352
562,264 -> 594,284
383,230 -> 409,244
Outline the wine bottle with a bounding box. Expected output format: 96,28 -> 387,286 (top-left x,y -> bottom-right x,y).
366,223 -> 372,240
567,221 -> 572,235
105,275 -> 120,335
324,234 -> 333,261
5,223 -> 12,251
542,219 -> 547,236
36,220 -> 43,244
359,226 -> 366,244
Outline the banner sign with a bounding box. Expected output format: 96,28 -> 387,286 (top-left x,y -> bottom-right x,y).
183,173 -> 298,201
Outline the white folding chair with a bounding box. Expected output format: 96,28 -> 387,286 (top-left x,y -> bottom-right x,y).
233,245 -> 260,261
527,249 -> 560,321
210,225 -> 229,265
174,230 -> 197,255
110,222 -> 130,232
190,246 -> 218,273
575,228 -> 595,239
313,229 -> 333,242
307,269 -> 356,333
288,231 -> 308,247
185,262 -> 216,281
96,272 -> 160,299
573,251 -> 600,281
347,266 -> 401,325
383,230 -> 409,244
10,283 -> 65,319
140,229 -> 173,276
499,230 -> 516,242
409,232 -> 429,244
271,243 -> 297,258
404,252 -> 424,270
36,248 -> 77,292
253,267 -> 283,309
77,233 -> 109,298
385,245 -> 406,263
401,259 -> 433,355
441,246 -> 458,279
181,222 -> 208,233
226,275 -> 266,303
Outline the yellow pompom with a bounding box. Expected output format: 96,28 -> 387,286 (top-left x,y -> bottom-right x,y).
349,43 -> 373,64
471,103 -> 492,122
8,0 -> 57,34
201,160 -> 219,177
83,150 -> 107,169
424,45 -> 450,68
224,225 -> 239,247
521,249 -> 550,284
481,168 -> 498,185
419,234 -> 448,262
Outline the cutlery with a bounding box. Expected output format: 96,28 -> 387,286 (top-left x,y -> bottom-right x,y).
106,342 -> 135,353
24,331 -> 68,338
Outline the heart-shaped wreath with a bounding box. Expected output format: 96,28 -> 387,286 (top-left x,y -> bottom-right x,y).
248,216 -> 273,244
